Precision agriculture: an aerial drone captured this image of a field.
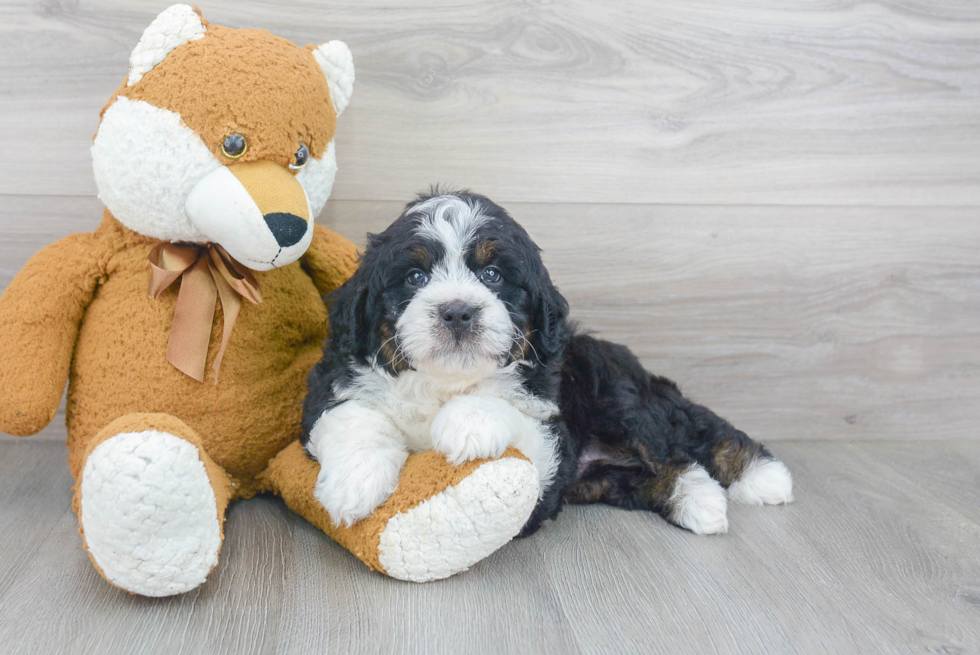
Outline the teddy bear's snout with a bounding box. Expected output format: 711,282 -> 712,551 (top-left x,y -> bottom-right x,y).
184,160 -> 314,271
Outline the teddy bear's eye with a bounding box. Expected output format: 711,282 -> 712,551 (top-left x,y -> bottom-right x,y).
221,134 -> 248,159
289,143 -> 310,170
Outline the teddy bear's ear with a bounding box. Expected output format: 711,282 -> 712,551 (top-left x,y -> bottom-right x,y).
312,41 -> 355,117
127,4 -> 207,86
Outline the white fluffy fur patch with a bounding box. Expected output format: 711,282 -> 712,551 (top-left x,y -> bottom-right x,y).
430,394 -> 559,497
412,195 -> 489,254
727,458 -> 795,505
307,400 -> 409,527
128,4 -> 206,86
377,457 -> 539,582
92,96 -> 217,242
79,431 -> 222,597
312,41 -> 355,116
326,363 -> 560,502
430,395 -> 513,465
295,140 -> 338,219
669,464 -> 729,535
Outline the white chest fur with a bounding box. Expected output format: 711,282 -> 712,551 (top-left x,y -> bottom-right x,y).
335,362 -> 558,452
307,360 -> 562,526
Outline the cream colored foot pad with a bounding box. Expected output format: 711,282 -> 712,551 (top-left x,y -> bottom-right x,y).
378,457 -> 539,582
80,431 -> 221,596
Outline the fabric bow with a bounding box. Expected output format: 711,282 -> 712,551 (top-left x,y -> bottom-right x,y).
148,243 -> 262,383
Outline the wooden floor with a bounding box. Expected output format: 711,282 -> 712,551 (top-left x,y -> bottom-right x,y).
0,439 -> 978,654
1,0 -> 979,652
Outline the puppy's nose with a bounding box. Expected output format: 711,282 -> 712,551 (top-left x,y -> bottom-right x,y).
264,212 -> 308,248
439,301 -> 479,338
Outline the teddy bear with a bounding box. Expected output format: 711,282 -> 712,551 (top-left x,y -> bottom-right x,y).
0,5 -> 540,596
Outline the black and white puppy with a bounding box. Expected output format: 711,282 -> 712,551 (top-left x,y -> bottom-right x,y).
301,190 -> 793,536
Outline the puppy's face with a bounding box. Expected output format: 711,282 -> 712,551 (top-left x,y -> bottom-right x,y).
331,192 -> 567,377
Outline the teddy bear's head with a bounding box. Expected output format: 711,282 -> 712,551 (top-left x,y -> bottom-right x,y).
91,4 -> 354,271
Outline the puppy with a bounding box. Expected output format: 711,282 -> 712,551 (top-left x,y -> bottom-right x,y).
301,190 -> 793,536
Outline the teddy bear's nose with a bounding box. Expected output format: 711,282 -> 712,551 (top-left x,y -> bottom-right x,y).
264,212 -> 308,248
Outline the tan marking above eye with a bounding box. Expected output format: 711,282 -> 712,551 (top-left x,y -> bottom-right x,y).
475,240 -> 496,265
409,246 -> 431,269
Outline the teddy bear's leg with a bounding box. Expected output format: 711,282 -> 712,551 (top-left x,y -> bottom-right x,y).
74,413 -> 233,597
261,441 -> 539,582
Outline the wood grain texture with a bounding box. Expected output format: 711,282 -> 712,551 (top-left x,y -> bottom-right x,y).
0,0 -> 978,204
541,439 -> 980,653
1,0 -> 978,651
2,196 -> 978,443
850,440 -> 980,526
0,440 -> 978,654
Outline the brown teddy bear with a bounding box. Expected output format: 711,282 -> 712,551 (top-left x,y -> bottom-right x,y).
0,5 -> 539,596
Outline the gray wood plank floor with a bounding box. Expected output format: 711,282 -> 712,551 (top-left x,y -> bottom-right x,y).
1,0 -> 979,652
0,439 -> 977,654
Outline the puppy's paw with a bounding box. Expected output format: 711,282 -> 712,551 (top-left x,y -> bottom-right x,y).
668,464 -> 729,535
431,395 -> 512,465
727,458 -> 794,505
306,401 -> 409,527
314,457 -> 402,527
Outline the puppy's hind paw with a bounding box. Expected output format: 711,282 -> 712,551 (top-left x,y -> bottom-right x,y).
668,464 -> 729,535
727,458 -> 794,505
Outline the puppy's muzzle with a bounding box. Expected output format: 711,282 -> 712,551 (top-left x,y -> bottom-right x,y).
439,301 -> 480,341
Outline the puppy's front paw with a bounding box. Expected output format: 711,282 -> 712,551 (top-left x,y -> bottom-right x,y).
307,401 -> 409,527
314,457 -> 402,527
431,396 -> 512,465
668,464 -> 729,535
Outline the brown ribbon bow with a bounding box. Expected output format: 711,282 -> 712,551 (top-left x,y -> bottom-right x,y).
148,243 -> 262,383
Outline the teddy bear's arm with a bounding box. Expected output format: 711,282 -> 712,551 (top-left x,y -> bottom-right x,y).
0,233 -> 106,436
300,224 -> 361,297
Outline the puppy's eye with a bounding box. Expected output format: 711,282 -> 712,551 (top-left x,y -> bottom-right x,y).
221,134 -> 248,159
480,267 -> 502,284
289,142 -> 310,170
406,270 -> 429,287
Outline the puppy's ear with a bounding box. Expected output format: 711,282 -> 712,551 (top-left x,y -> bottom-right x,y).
327,232 -> 389,363
327,272 -> 371,359
530,273 -> 569,363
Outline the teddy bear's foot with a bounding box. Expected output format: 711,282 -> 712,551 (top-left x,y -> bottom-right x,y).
77,414 -> 232,596
377,455 -> 539,582
81,431 -> 221,596
263,442 -> 539,582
